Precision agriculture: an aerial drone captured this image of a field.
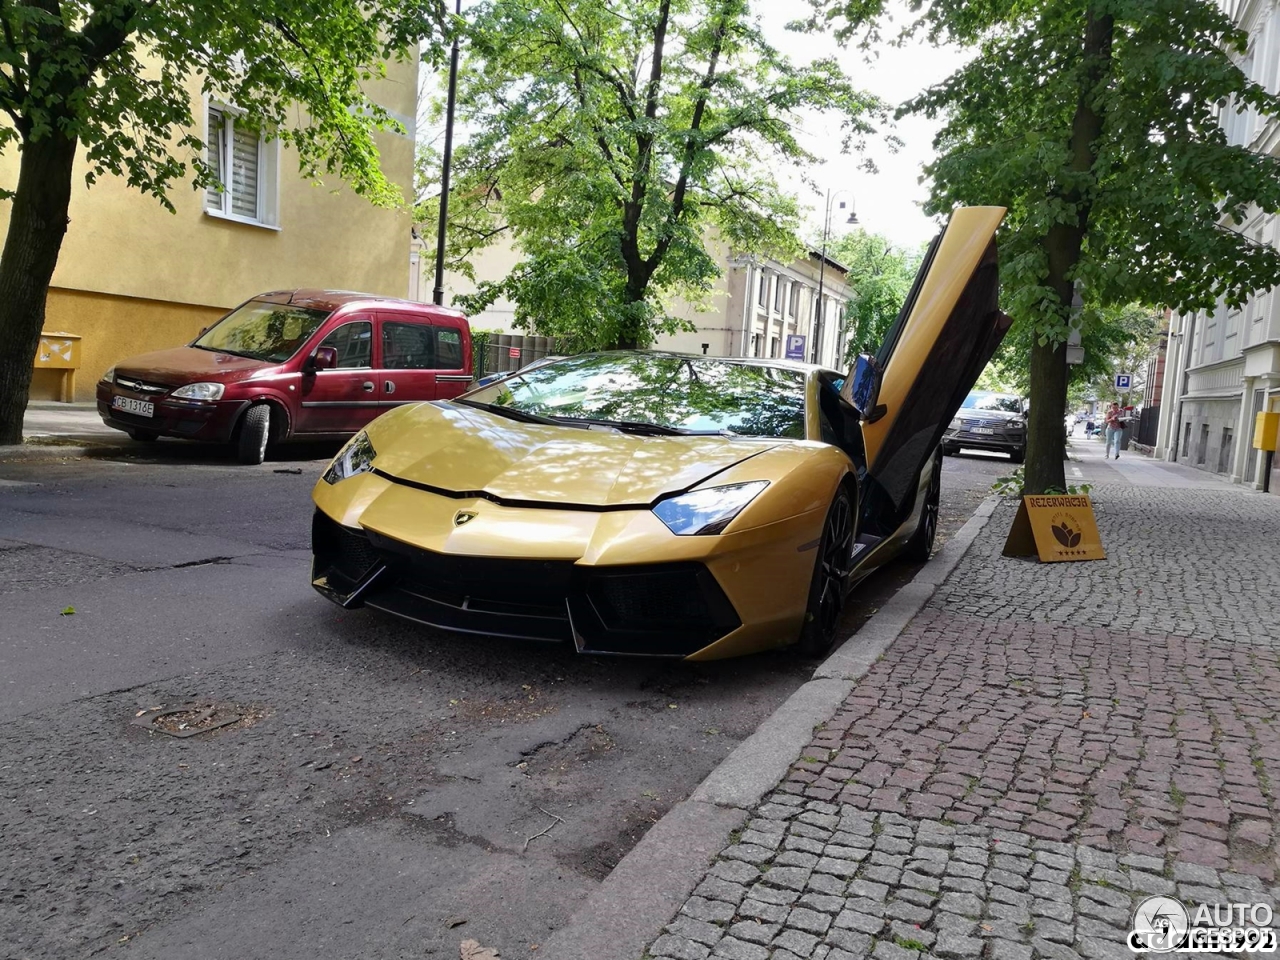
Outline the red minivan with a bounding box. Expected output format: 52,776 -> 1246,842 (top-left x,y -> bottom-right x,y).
96,289 -> 474,463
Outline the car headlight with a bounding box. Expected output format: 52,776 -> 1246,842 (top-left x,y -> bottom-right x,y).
949,417 -> 961,429
1008,419 -> 1024,428
652,481 -> 768,536
323,431 -> 377,484
100,366 -> 115,384
171,382 -> 225,401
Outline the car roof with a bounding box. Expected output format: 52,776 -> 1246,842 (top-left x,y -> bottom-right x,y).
253,288 -> 466,318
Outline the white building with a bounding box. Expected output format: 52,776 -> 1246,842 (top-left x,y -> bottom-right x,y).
1155,0 -> 1280,490
431,230 -> 853,370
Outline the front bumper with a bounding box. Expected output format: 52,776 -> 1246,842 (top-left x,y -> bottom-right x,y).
96,382 -> 245,441
943,426 -> 1024,454
312,510 -> 741,657
310,471 -> 826,659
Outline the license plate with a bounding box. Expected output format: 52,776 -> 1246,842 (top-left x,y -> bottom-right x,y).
970,426 -> 995,435
112,396 -> 154,418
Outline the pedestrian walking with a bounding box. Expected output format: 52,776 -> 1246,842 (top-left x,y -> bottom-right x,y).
1104,401 -> 1124,459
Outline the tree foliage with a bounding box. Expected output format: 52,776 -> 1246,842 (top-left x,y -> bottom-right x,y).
0,0 -> 444,444
810,0 -> 1280,492
429,0 -> 886,352
822,229 -> 925,365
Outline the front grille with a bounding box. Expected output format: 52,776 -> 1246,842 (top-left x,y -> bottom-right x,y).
113,375 -> 170,394
312,511 -> 380,584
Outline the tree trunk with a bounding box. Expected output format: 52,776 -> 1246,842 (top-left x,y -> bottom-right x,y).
1022,8 -> 1114,495
1025,336 -> 1069,492
0,132 -> 79,444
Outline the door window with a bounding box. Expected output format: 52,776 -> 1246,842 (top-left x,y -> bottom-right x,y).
382,321 -> 436,369
436,327 -> 463,368
316,321 -> 373,369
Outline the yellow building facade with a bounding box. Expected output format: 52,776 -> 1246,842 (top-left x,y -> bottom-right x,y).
2,63 -> 418,401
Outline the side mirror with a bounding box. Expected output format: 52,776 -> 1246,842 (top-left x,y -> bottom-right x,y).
842,353 -> 887,422
310,346 -> 338,371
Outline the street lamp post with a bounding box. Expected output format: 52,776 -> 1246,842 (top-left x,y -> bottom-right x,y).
432,0 -> 463,307
812,189 -> 857,364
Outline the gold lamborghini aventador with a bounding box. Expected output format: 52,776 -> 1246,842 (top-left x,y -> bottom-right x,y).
310,207 -> 1012,660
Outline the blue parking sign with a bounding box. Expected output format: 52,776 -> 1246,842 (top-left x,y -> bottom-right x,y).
1115,373 -> 1131,390
785,335 -> 807,360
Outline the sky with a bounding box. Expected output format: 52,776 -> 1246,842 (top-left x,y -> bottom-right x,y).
756,5 -> 971,252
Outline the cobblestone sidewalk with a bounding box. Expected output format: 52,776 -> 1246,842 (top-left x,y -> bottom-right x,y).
647,485 -> 1280,960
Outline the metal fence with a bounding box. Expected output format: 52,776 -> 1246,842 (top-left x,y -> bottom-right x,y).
475,334 -> 558,380
1135,405 -> 1160,446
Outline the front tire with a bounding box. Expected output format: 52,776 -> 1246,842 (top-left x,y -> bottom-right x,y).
235,404 -> 271,465
797,486 -> 854,658
126,428 -> 159,442
1009,447 -> 1025,464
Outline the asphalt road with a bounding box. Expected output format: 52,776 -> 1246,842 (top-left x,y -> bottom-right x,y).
0,439 -> 1012,960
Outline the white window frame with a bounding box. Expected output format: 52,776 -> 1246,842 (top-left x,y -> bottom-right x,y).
204,99 -> 280,230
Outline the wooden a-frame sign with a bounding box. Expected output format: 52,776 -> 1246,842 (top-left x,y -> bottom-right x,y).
1002,494 -> 1106,563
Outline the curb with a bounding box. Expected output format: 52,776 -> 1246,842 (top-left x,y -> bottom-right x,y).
540,495 -> 1003,960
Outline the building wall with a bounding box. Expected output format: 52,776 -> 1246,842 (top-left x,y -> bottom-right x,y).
1156,0 -> 1280,489
2,61 -> 418,400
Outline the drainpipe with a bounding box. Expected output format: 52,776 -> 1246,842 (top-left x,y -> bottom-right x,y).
1170,310 -> 1198,460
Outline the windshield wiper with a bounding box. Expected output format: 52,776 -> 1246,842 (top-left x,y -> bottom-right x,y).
191,344 -> 260,360
454,398 -> 570,426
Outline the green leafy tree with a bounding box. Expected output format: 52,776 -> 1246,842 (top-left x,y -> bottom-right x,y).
823,229 -> 925,364
813,0 -> 1280,493
430,0 -> 885,352
0,0 -> 444,444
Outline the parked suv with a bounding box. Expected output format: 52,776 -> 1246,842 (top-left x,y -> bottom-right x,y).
97,289 -> 473,463
941,390 -> 1027,462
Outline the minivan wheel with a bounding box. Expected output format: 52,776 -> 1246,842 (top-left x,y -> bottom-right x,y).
796,486 -> 854,658
1009,447 -> 1025,464
235,404 -> 272,465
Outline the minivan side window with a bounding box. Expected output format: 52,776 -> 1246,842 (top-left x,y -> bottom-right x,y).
382,321 -> 436,369
436,327 -> 463,368
316,321 -> 372,369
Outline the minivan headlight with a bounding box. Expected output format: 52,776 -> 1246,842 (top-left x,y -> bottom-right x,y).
652,481 -> 768,536
323,431 -> 377,484
1008,419 -> 1024,428
100,366 -> 115,384
171,382 -> 225,400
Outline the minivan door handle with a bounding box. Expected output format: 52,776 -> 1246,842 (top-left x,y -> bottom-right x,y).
362,381 -> 375,393
384,380 -> 396,395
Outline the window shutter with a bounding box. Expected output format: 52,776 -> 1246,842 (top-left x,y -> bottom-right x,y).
230,123 -> 259,219
206,108 -> 225,210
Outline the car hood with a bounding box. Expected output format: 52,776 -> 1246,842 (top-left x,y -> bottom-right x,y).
115,347 -> 271,386
368,401 -> 781,507
958,408 -> 1021,421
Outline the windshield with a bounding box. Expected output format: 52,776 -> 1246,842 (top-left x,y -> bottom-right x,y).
193,300 -> 332,363
962,392 -> 1023,414
461,353 -> 807,438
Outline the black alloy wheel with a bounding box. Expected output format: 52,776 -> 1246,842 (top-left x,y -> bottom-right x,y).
797,485 -> 854,657
904,451 -> 942,562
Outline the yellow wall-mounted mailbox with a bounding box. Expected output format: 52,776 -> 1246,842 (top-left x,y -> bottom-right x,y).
1254,411 -> 1280,452
33,331 -> 82,402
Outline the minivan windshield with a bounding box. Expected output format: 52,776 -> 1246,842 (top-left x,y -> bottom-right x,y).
461,353 -> 807,438
962,392 -> 1023,414
193,300 -> 332,363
